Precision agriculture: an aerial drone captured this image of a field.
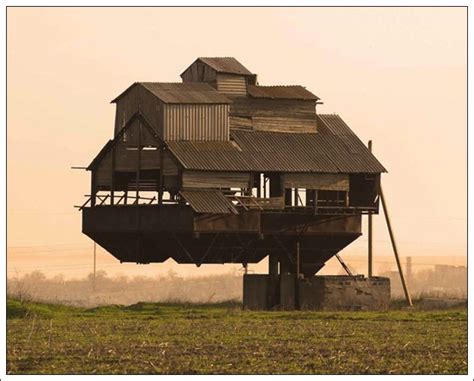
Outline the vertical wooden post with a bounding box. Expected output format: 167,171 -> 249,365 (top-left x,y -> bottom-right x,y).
136,121 -> 141,204
158,146 -> 164,205
90,172 -> 96,207
111,145 -> 116,205
295,240 -> 301,310
314,190 -> 319,215
93,242 -> 96,292
380,186 -> 413,307
268,253 -> 279,309
368,140 -> 373,278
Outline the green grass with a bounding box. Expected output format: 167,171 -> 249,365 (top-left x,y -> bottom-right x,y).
6,298 -> 467,375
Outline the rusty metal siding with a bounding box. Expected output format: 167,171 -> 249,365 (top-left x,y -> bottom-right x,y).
165,114 -> 387,173
163,104 -> 229,141
140,82 -> 230,104
316,114 -> 387,173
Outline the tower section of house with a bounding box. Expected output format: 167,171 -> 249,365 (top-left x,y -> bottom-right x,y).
80,57 -> 387,309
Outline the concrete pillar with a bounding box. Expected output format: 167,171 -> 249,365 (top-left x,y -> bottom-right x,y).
267,253 -> 279,309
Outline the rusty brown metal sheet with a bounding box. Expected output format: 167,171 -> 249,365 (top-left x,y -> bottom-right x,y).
180,190 -> 239,214
112,82 -> 232,104
198,57 -> 254,75
140,82 -> 232,104
247,85 -> 319,101
167,114 -> 386,173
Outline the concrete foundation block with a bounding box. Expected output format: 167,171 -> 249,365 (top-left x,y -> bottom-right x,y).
243,274 -> 390,311
242,274 -> 268,310
299,275 -> 391,311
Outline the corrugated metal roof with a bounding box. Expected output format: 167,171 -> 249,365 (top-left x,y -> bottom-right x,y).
247,85 -> 320,101
166,114 -> 386,173
140,82 -> 232,104
197,57 -> 254,75
180,190 -> 238,214
112,82 -> 232,104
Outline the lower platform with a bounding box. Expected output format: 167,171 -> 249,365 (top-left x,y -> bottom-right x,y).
243,274 -> 391,311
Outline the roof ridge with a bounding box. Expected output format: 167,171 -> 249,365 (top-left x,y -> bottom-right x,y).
251,84 -> 306,88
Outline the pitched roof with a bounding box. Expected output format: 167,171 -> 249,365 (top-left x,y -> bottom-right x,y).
112,82 -> 232,104
196,57 -> 254,75
166,114 -> 386,174
247,85 -> 320,101
180,190 -> 238,214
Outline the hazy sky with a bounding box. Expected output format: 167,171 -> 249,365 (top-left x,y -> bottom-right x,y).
7,7 -> 467,278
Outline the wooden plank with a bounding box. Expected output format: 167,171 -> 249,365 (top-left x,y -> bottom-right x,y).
252,116 -> 317,133
283,173 -> 349,191
182,170 -> 251,189
216,74 -> 247,95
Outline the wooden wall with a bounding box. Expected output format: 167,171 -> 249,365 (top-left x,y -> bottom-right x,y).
163,104 -> 230,141
114,84 -> 164,137
283,173 -> 349,191
182,170 -> 250,189
216,74 -> 248,96
181,61 -> 217,83
94,120 -> 161,191
229,98 -> 317,133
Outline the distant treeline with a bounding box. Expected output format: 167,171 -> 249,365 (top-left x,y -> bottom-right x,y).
7,264 -> 466,307
7,270 -> 242,307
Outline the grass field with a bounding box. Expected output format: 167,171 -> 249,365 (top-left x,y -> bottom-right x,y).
6,298 -> 467,375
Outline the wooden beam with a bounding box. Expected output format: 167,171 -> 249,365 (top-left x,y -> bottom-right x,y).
111,144 -> 116,205
380,185 -> 413,307
136,120 -> 141,203
368,140 -> 373,278
158,146 -> 164,205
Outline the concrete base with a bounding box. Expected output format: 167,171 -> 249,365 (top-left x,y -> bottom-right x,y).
243,274 -> 390,311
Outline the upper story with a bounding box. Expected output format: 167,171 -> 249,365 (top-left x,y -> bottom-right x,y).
84,57 -> 386,216
112,57 -> 320,141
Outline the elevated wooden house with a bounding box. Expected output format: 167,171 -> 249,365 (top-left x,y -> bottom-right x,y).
81,57 -> 386,307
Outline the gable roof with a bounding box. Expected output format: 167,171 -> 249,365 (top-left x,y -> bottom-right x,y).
111,82 -> 232,104
87,112 -> 162,170
247,85 -> 320,101
166,114 -> 386,174
183,57 -> 254,76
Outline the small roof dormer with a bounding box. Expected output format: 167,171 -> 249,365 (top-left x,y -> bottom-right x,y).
181,57 -> 257,97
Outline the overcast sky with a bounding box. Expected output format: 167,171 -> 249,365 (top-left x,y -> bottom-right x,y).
7,7 -> 467,278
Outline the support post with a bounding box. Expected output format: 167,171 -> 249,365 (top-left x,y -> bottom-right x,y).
90,172 -> 96,207
158,146 -> 164,205
111,145 -> 116,205
93,242 -> 96,292
295,240 -> 301,310
268,253 -> 279,309
136,120 -> 142,203
380,186 -> 413,307
368,140 -> 373,278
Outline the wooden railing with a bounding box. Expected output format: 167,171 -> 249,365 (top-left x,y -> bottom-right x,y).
74,193 -> 158,210
227,195 -> 285,211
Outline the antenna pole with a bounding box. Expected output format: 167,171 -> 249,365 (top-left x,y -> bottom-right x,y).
368,140 -> 373,278
380,186 -> 413,307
